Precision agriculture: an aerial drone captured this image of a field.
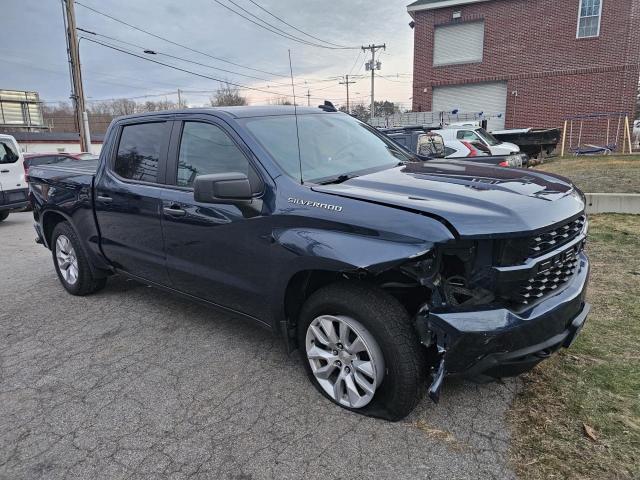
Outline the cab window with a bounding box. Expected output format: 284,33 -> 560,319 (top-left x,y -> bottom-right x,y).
176,122 -> 250,188
114,122 -> 165,182
456,130 -> 482,143
0,141 -> 19,164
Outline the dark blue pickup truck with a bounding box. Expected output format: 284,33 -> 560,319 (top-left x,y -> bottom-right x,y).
28,106 -> 590,420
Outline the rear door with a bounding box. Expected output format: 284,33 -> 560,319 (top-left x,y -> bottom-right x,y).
94,118 -> 172,285
160,116 -> 268,319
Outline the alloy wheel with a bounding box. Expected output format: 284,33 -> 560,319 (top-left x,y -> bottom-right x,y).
55,235 -> 79,285
305,315 -> 384,409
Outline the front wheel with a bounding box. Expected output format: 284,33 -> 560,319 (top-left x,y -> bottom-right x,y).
298,282 -> 426,421
51,222 -> 107,296
0,211 -> 9,222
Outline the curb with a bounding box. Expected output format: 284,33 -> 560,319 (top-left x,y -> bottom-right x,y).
584,193 -> 640,214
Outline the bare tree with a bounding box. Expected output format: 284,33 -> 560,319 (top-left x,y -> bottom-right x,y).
269,97 -> 293,106
140,99 -> 180,112
211,83 -> 247,107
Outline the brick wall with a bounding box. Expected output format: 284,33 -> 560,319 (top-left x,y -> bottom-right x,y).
411,0 -> 640,132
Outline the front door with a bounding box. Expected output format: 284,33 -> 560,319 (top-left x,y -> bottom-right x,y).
94,119 -> 172,285
161,118 -> 269,320
0,137 -> 27,193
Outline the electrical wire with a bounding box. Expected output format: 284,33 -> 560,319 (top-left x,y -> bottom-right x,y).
80,37 -> 292,98
77,27 -> 292,86
74,1 -> 286,77
212,0 -> 358,50
245,0 -> 355,49
76,28 -> 349,90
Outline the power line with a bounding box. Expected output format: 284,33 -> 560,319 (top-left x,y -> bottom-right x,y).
348,51 -> 363,76
211,0 -> 358,50
80,36 -> 292,98
76,28 -> 349,90
77,27 -> 292,86
245,0 -> 353,49
74,1 -> 286,77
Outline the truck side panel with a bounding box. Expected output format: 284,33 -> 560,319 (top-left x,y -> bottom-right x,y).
29,164 -> 111,275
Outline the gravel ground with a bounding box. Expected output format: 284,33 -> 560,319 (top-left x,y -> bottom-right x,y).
0,212 -> 518,480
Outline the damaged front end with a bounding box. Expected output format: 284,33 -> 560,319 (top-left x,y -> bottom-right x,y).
380,215 -> 591,403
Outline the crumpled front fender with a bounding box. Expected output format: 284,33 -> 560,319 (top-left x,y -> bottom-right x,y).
272,227 -> 436,274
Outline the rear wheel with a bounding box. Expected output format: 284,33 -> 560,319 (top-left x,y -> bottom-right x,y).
298,282 -> 426,421
0,211 -> 9,222
51,222 -> 106,296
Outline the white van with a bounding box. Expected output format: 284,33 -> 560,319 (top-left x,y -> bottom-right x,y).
0,134 -> 28,222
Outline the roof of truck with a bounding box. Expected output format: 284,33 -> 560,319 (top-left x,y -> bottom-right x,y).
116,105 -> 337,121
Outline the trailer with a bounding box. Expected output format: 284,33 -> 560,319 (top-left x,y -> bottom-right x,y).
491,128 -> 560,159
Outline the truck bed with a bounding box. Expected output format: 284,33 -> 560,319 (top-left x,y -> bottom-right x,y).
28,159 -> 98,189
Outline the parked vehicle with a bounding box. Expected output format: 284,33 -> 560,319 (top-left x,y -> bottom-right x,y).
491,128 -> 561,159
73,152 -> 99,161
23,153 -> 82,181
439,125 -> 527,159
383,126 -> 528,167
0,134 -> 29,222
28,106 -> 590,420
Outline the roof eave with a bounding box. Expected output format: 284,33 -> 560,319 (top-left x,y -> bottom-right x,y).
407,0 -> 493,13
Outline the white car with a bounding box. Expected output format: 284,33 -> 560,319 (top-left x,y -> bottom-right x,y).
0,134 -> 29,222
633,120 -> 640,149
440,126 -> 522,157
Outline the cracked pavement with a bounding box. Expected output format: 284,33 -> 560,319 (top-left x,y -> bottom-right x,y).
1,212 -> 518,479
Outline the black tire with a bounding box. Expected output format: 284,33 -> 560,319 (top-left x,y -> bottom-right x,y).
298,282 -> 426,421
51,222 -> 107,296
0,211 -> 9,222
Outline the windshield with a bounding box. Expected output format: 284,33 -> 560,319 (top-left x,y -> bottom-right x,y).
242,113 -> 413,183
476,128 -> 501,146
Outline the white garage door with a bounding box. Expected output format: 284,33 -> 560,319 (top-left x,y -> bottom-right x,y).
432,82 -> 507,130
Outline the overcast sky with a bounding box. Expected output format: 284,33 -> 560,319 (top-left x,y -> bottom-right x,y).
1,0 -> 415,109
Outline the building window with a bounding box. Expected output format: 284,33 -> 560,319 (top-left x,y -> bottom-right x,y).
433,21 -> 484,66
577,0 -> 602,38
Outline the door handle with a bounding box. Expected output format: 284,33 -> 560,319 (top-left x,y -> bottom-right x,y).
97,194 -> 112,203
0,169 -> 9,173
163,205 -> 186,217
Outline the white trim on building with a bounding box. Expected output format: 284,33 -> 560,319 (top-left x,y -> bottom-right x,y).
407,0 -> 492,13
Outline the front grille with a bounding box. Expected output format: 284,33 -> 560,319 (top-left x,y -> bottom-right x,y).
529,215 -> 586,258
512,242 -> 583,305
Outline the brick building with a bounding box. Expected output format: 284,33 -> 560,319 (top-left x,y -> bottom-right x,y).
408,0 -> 640,131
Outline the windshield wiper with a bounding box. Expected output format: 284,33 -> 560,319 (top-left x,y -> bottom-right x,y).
317,174 -> 354,185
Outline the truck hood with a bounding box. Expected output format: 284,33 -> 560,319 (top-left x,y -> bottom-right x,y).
312,161 -> 585,238
496,141 -> 520,153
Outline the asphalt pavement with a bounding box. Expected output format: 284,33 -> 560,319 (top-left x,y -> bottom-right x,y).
0,212 -> 518,479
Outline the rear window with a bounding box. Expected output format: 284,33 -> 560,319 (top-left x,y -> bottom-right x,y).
0,140 -> 19,164
114,122 -> 165,182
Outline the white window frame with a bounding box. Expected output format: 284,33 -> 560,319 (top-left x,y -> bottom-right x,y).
576,0 -> 603,39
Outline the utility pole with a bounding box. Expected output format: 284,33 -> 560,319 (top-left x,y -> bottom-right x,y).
362,43 -> 385,123
62,0 -> 90,152
306,89 -> 311,107
338,74 -> 357,114
177,88 -> 183,108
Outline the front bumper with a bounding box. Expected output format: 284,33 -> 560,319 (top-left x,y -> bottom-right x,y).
417,251 -> 590,383
0,187 -> 29,212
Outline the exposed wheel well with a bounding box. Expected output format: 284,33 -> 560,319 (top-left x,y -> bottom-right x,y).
283,270 -> 346,331
42,212 -> 68,249
283,262 -> 437,340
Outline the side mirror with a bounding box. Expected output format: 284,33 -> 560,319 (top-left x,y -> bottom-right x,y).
194,172 -> 253,203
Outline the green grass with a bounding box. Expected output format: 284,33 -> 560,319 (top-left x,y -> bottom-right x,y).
533,155 -> 640,194
509,214 -> 640,479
